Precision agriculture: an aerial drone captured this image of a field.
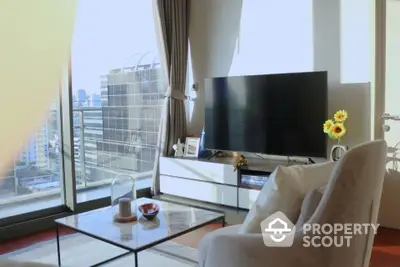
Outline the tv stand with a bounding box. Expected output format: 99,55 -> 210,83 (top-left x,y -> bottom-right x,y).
308,157 -> 316,164
159,156 -> 326,210
206,150 -> 224,160
159,156 -> 293,210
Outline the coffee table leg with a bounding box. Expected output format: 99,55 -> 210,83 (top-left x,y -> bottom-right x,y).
56,224 -> 61,266
222,217 -> 226,227
135,252 -> 138,267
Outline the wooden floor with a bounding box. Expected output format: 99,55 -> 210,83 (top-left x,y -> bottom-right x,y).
370,228 -> 400,267
1,225 -> 400,266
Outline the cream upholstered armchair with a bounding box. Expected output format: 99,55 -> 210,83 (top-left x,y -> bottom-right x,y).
197,140 -> 387,267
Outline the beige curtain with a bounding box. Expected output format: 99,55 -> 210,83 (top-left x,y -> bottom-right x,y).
152,0 -> 189,194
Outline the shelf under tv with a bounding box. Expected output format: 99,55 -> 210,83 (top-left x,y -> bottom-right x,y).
237,168 -> 272,191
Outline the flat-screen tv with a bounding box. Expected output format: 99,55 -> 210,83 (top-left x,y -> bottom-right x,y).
204,71 -> 328,158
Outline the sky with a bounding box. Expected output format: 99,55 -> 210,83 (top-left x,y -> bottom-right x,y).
71,0 -> 159,95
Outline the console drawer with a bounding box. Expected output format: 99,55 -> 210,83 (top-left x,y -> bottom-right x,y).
160,157 -> 237,185
238,188 -> 260,209
160,175 -> 238,207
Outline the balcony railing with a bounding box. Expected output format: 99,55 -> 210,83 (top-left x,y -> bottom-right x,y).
0,106 -> 158,207
72,107 -> 159,188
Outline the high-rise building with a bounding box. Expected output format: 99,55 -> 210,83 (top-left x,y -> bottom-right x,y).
88,94 -> 102,107
17,123 -> 49,169
74,107 -> 103,183
0,113 -> 57,197
97,56 -> 164,176
77,89 -> 87,103
74,89 -> 88,108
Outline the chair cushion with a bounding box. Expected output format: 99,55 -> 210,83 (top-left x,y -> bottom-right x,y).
295,188 -> 324,228
238,161 -> 335,234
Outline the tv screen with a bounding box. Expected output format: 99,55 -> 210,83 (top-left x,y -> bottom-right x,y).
204,71 -> 328,158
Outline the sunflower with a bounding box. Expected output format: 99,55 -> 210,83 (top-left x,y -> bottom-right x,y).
323,119 -> 334,133
334,110 -> 348,122
330,123 -> 346,139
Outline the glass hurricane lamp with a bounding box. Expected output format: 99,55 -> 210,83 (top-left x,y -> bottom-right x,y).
111,174 -> 137,222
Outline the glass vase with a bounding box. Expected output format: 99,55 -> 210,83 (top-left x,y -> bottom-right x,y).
330,144 -> 348,161
111,174 -> 137,221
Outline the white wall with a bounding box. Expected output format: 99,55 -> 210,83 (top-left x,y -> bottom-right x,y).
341,0 -> 370,84
312,0 -> 371,148
189,0 -> 243,134
189,0 -> 372,151
229,0 -> 314,76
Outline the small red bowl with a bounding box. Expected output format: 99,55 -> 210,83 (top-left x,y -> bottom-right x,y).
138,203 -> 159,220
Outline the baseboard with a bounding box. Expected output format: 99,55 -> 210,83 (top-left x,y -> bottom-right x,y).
0,212 -> 69,242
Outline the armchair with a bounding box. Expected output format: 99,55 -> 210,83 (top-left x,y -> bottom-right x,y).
198,140 -> 387,267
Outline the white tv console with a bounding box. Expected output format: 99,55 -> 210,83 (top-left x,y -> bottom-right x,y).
159,156 -> 294,209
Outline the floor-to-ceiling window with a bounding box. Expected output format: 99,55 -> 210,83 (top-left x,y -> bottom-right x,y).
0,97 -> 64,221
71,0 -> 165,202
0,1 -> 164,239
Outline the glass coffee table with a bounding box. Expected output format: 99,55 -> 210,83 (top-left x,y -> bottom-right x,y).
55,198 -> 225,266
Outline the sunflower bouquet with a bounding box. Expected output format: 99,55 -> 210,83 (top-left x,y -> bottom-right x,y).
323,110 -> 348,143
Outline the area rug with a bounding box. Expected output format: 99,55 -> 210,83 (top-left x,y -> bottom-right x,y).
1,233 -> 199,267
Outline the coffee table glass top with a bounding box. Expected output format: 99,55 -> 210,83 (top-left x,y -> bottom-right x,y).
55,198 -> 224,252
